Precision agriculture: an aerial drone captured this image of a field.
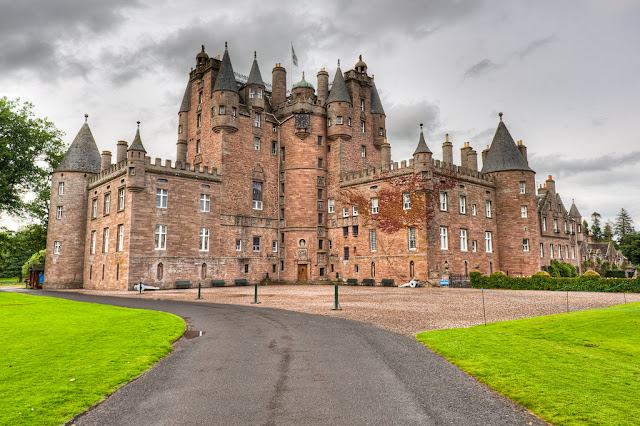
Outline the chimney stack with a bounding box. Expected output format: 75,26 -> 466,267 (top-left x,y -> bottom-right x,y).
116,141 -> 128,163
442,133 -> 453,165
101,151 -> 112,171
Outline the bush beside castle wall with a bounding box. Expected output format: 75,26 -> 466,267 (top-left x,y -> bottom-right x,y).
470,271 -> 640,292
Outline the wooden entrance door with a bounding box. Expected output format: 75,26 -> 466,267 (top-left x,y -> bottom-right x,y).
297,265 -> 308,281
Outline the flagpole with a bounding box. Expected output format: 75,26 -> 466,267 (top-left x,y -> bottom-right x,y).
290,41 -> 293,93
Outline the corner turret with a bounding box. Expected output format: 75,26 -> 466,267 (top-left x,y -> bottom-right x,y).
176,78 -> 191,167
245,51 -> 266,111
292,72 -> 315,100
326,61 -> 352,141
370,80 -> 386,147
413,123 -> 432,173
126,122 -> 146,192
212,42 -> 239,133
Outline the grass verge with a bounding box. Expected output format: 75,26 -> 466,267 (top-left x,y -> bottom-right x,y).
417,302 -> 640,425
0,277 -> 20,286
0,293 -> 185,425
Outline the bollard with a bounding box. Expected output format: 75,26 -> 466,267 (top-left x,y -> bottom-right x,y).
196,282 -> 203,300
331,283 -> 342,310
251,283 -> 261,304
481,288 -> 486,326
139,282 -> 143,294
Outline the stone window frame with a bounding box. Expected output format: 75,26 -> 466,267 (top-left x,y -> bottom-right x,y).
200,194 -> 210,212
408,226 -> 417,250
104,192 -> 111,216
155,225 -> 167,250
252,181 -> 263,210
91,198 -> 98,219
369,229 -> 377,252
439,226 -> 447,250
254,112 -> 261,128
520,181 -> 526,194
360,121 -> 365,133
156,188 -> 168,209
472,240 -> 477,252
485,200 -> 492,218
257,87 -> 263,99
56,206 -> 63,220
236,239 -> 242,252
353,206 -> 358,216
90,230 -> 97,254
471,204 -> 477,216
485,231 -> 493,253
328,199 -> 335,213
232,107 -> 237,117
249,87 -> 255,98
540,243 -> 544,258
196,139 -> 201,153
118,187 -> 125,211
197,113 -> 202,128
343,226 -> 348,237
352,225 -> 359,237
378,127 -> 384,137
103,227 -> 109,253
460,229 -> 468,251
361,145 -> 366,158
252,236 -> 261,252
58,182 -> 64,195
521,205 -> 527,218
523,238 -> 530,252
459,195 -> 466,214
199,227 -> 210,252
337,116 -> 343,125
219,105 -> 226,115
272,241 -> 278,253
371,197 -> 378,214
271,141 -> 277,155
439,192 -> 448,212
254,137 -> 261,151
117,224 -> 124,251
53,241 -> 61,254
403,193 -> 411,210
343,207 -> 349,218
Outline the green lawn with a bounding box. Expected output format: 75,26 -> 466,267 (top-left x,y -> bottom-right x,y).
0,293 -> 185,425
417,302 -> 640,425
0,277 -> 21,286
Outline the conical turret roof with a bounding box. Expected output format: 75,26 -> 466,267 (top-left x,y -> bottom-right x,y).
179,79 -> 192,113
569,201 -> 582,218
370,82 -> 385,115
413,124 -> 432,155
55,117 -> 101,174
481,115 -> 533,173
326,65 -> 351,104
128,122 -> 146,152
213,43 -> 238,93
246,52 -> 264,86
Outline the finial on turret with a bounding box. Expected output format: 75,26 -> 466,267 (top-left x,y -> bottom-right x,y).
84,113 -> 88,123
337,59 -> 340,67
445,133 -> 449,142
302,71 -> 305,80
420,123 -> 424,131
359,54 -> 362,61
499,112 -> 503,121
137,121 -> 140,128
201,45 -> 205,52
254,51 -> 257,59
225,41 -> 228,50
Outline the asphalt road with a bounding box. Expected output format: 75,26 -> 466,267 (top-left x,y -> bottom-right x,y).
14,290 -> 545,425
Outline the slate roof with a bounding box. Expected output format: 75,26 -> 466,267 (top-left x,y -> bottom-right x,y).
569,201 -> 582,218
212,45 -> 237,93
370,82 -> 385,115
246,53 -> 264,86
55,121 -> 101,174
128,124 -> 146,152
481,119 -> 533,173
179,80 -> 192,113
326,66 -> 351,104
413,126 -> 432,155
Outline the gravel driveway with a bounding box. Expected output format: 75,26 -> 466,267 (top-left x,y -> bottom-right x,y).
56,285 -> 638,337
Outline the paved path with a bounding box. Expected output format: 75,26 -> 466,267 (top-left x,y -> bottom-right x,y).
15,290 -> 545,425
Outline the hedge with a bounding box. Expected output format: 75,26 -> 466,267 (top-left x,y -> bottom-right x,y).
470,271 -> 640,293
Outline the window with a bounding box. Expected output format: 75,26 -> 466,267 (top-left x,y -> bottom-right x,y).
540,243 -> 544,257
440,192 -> 448,211
281,147 -> 285,161
460,229 -> 468,251
56,206 -> 62,219
327,118 -> 331,127
254,112 -> 261,127
439,227 -> 448,250
318,239 -> 323,249
343,207 -> 349,217
200,194 -> 210,212
520,181 -> 526,194
318,158 -> 323,168
90,231 -> 96,254
360,121 -> 365,133
471,204 -> 477,216
156,189 -> 168,208
521,205 -> 527,218
472,240 -> 477,252
257,88 -> 263,99
155,225 -> 167,250
371,198 -> 378,214
360,98 -> 365,111
337,116 -> 343,124
564,221 -> 567,233
129,167 -> 135,176
54,241 -> 61,254
318,188 -> 323,199
117,225 -> 124,251
403,193 -> 411,210
348,117 -> 351,126
353,206 -> 358,216
485,231 -> 493,252
543,217 -> 547,231
196,139 -> 201,153
523,238 -> 530,252
92,198 -> 98,218
179,124 -> 183,134
249,87 -> 255,98
328,199 -> 335,213
253,236 -> 261,252
352,225 -> 359,237
104,193 -> 110,215
485,200 -> 492,218
344,247 -> 349,260
550,244 -> 554,258
199,91 -> 203,104
578,224 -> 582,233
369,230 -> 377,252
271,141 -> 277,155
361,145 -> 366,158
103,228 -> 109,253
254,137 -> 261,151
252,181 -> 263,210
219,105 -> 226,115
197,113 -> 202,127
571,246 -> 575,259
201,263 -> 207,279
58,182 -> 64,195
318,136 -> 322,146
199,228 -> 209,251
236,239 -> 242,251
405,226 -> 415,250
245,264 -> 249,273
328,240 -> 332,250
318,213 -> 323,224
232,107 -> 236,117
355,264 -> 359,274
378,127 -> 384,136
553,219 -> 558,232
343,226 -> 348,237
410,261 -> 415,278
459,195 -> 466,214
118,188 -> 125,210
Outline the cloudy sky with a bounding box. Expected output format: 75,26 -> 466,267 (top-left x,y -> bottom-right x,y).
2,0 -> 639,230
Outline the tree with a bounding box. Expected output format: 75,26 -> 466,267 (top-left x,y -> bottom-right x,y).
582,219 -> 589,237
0,97 -> 65,221
603,220 -> 614,241
0,225 -> 47,280
620,234 -> 640,265
614,208 -> 635,241
590,212 -> 602,241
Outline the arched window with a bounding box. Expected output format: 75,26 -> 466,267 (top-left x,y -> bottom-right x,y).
116,264 -> 120,280
371,262 -> 376,278
157,263 -> 164,280
89,265 -> 92,280
489,261 -> 493,274
409,261 -> 415,278
102,264 -> 105,280
464,261 -> 468,275
201,263 -> 207,279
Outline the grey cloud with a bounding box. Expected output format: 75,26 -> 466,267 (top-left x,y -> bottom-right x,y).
591,118 -> 606,127
529,151 -> 640,179
386,100 -> 441,159
464,59 -> 500,78
517,35 -> 557,60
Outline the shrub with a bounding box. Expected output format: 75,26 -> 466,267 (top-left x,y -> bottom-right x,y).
605,270 -> 626,278
533,271 -> 551,277
21,249 -> 45,278
582,270 -> 600,277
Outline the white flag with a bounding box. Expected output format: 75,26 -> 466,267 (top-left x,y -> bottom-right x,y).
291,43 -> 298,67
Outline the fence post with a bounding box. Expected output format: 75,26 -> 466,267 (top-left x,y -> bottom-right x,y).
196,282 -> 203,300
251,283 -> 261,304
331,283 -> 342,310
481,288 -> 486,326
139,282 -> 143,294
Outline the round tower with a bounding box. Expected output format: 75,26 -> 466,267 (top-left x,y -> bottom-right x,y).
370,80 -> 386,147
326,61 -> 352,141
292,72 -> 315,100
211,42 -> 239,133
317,68 -> 329,105
177,77 -> 191,166
412,124 -> 432,174
44,115 -> 101,289
271,63 -> 287,107
126,122 -> 146,192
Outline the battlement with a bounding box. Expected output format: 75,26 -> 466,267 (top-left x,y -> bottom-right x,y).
88,156 -> 221,189
340,157 -> 495,188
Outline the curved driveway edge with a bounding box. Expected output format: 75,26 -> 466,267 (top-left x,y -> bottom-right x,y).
26,290 -> 544,425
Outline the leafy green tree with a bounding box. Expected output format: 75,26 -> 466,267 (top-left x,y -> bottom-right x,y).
0,225 -> 47,280
591,212 -> 602,241
614,208 -> 635,241
582,219 -> 589,237
21,249 -> 46,279
603,221 -> 614,241
0,97 -> 65,222
620,234 -> 640,265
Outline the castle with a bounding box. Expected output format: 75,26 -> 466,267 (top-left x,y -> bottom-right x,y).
44,43 -> 592,290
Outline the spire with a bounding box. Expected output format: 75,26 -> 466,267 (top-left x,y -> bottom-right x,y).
569,200 -> 582,218
179,79 -> 192,113
326,64 -> 351,104
246,51 -> 264,86
213,42 -> 238,93
293,71 -> 314,89
413,123 -> 432,155
370,82 -> 385,115
55,116 -> 102,173
128,121 -> 146,152
481,114 -> 533,173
